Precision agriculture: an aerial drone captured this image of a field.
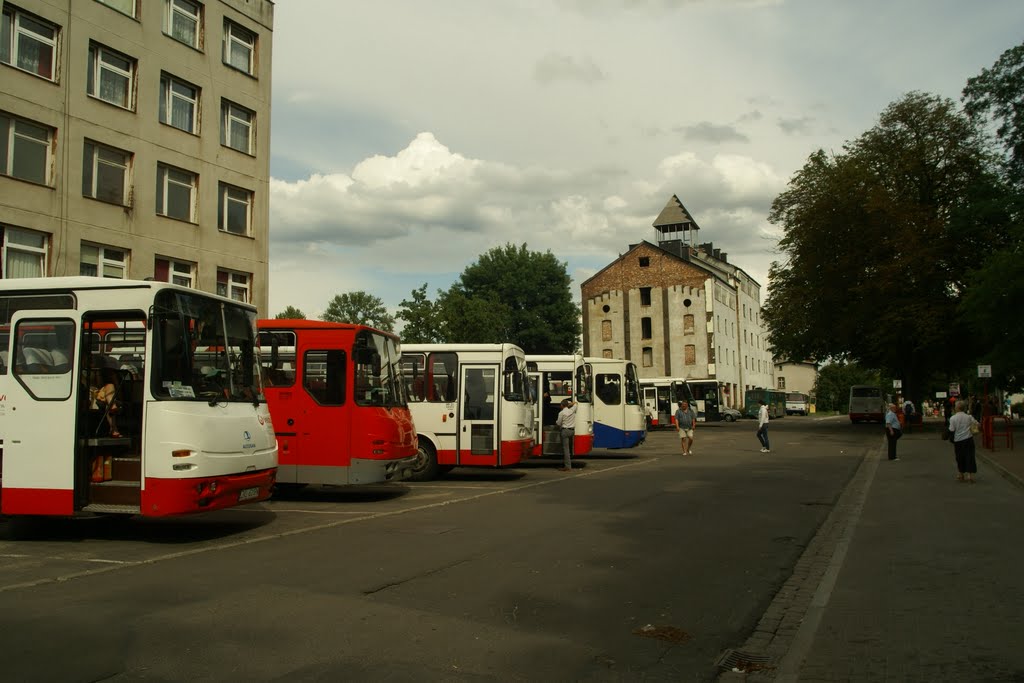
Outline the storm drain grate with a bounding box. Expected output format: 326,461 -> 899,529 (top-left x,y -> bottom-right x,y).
716,649 -> 773,673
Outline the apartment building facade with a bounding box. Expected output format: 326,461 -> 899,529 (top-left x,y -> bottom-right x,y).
581,195 -> 774,409
0,0 -> 273,310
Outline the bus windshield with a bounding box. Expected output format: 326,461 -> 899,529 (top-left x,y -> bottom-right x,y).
624,363 -> 640,405
354,330 -> 406,407
503,353 -> 527,403
151,289 -> 261,403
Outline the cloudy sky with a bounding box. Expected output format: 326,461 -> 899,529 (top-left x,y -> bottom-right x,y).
266,0 -> 1024,322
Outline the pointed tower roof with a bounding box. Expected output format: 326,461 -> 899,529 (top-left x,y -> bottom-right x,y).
653,195 -> 701,231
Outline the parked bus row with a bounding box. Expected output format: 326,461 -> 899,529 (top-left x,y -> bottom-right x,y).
1,278 -> 646,522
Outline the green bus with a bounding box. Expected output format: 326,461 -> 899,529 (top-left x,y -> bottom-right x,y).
744,387 -> 786,419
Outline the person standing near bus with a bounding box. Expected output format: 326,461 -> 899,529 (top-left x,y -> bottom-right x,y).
885,402 -> 902,460
756,400 -> 770,453
675,400 -> 696,455
556,398 -> 577,471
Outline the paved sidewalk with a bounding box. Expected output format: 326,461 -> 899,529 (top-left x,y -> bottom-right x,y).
722,424 -> 1024,682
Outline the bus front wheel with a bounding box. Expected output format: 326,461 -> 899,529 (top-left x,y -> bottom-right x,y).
410,440 -> 439,482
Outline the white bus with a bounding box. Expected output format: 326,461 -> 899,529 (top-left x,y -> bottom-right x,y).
585,357 -> 646,448
526,354 -> 594,459
785,391 -> 810,416
0,277 -> 277,518
849,385 -> 884,423
401,344 -> 534,480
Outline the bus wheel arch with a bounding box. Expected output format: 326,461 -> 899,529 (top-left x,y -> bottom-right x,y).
410,437 -> 440,482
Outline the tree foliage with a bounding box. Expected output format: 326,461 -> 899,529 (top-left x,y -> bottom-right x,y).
396,244 -> 581,353
396,284 -> 444,343
963,40 -> 1024,184
274,306 -> 306,319
764,91 -> 1015,398
320,291 -> 395,332
439,243 -> 581,353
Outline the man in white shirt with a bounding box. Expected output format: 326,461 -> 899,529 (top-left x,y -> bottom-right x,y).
757,400 -> 771,453
555,399 -> 577,471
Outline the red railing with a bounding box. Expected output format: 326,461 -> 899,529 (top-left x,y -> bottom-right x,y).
982,415 -> 1015,451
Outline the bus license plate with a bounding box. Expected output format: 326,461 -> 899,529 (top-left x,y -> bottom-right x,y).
238,487 -> 260,501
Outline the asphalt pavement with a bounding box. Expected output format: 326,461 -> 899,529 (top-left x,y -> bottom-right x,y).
721,418 -> 1024,682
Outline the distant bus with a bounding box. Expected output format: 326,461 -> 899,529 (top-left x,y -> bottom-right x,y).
785,392 -> 810,416
258,320 -> 417,488
849,385 -> 884,423
744,388 -> 786,419
401,344 -> 534,480
684,379 -> 722,423
585,357 -> 646,448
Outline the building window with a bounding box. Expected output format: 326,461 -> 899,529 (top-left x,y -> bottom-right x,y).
156,163 -> 197,222
80,243 -> 127,278
87,42 -> 135,110
642,347 -> 653,368
684,344 -> 696,366
82,140 -> 130,205
641,317 -> 652,340
159,73 -> 200,133
1,225 -> 48,278
778,377 -> 786,390
217,269 -> 250,302
1,5 -> 57,80
166,0 -> 202,49
638,256 -> 650,267
223,20 -> 255,75
0,112 -> 52,184
683,314 -> 695,334
601,319 -> 612,342
218,182 -> 252,235
221,100 -> 254,154
96,0 -> 136,18
639,287 -> 651,306
602,349 -> 613,359
154,256 -> 195,287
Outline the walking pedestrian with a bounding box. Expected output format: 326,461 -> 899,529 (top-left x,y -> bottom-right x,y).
675,400 -> 696,455
756,399 -> 770,453
903,397 -> 915,434
555,398 -> 577,471
948,400 -> 979,483
885,402 -> 902,460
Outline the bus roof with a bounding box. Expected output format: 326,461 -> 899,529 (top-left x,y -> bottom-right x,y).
258,319 -> 398,339
0,277 -> 257,310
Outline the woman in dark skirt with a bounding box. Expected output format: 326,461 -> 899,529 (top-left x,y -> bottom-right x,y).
948,400 -> 979,483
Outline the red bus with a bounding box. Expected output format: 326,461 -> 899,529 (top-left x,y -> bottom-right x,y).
258,320 -> 417,487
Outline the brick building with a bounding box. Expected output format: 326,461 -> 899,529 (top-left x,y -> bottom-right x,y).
1,0 -> 273,311
581,195 -> 773,409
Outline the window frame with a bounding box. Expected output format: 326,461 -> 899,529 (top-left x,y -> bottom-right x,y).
1,4 -> 58,81
0,112 -> 53,185
87,42 -> 136,110
165,0 -> 202,49
223,19 -> 255,75
217,182 -> 253,236
159,72 -> 200,134
155,163 -> 197,223
1,225 -> 49,279
82,139 -> 130,205
216,269 -> 250,303
220,99 -> 254,154
94,0 -> 137,18
80,242 -> 128,279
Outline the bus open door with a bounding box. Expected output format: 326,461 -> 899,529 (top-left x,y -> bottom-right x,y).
458,364 -> 500,466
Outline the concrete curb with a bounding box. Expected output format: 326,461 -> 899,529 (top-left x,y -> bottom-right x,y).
977,451 -> 1024,491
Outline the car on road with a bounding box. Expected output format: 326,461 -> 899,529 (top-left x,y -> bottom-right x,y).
720,407 -> 742,422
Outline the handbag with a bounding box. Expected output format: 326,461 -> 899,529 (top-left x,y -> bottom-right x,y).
970,420 -> 980,436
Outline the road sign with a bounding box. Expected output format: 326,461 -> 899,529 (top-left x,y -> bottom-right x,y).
949,383 -> 960,396
978,365 -> 992,378
893,380 -> 902,389
935,391 -> 947,399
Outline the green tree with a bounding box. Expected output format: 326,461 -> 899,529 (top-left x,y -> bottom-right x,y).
320,291 -> 395,332
764,92 -> 1011,399
440,243 -> 581,353
963,40 -> 1024,184
274,306 -> 306,319
396,284 -> 444,343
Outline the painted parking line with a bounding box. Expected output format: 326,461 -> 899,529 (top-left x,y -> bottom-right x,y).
0,553 -> 127,565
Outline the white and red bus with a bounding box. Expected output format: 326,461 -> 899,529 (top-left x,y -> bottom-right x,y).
586,357 -> 646,449
400,344 -> 534,480
257,320 -> 417,487
526,354 -> 594,458
0,277 -> 277,518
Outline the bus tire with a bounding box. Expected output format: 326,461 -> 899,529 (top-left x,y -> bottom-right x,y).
410,440 -> 439,482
